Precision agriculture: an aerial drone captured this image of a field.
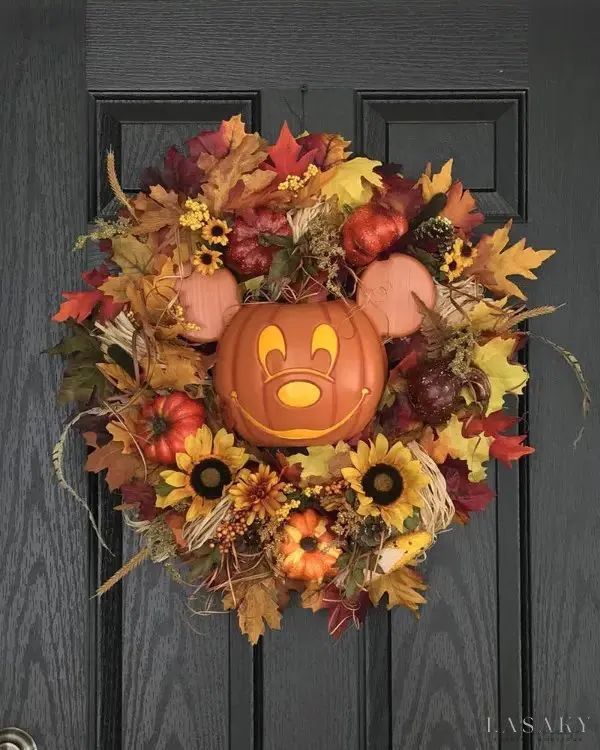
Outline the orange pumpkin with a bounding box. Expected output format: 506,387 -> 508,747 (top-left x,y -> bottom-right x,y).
280,508 -> 340,581
213,300 -> 387,447
136,392 -> 205,464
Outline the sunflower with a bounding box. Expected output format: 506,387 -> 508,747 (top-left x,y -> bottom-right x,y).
191,245 -> 223,276
201,218 -> 232,246
230,463 -> 285,524
157,425 -> 249,522
341,434 -> 428,531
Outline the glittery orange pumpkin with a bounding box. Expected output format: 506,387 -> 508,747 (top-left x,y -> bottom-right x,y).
213,300 -> 387,447
279,508 -> 341,581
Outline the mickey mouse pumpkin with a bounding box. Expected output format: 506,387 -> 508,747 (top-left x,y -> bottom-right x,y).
178,254 -> 436,447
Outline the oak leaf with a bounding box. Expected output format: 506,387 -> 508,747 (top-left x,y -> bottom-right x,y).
441,180 -> 484,235
85,438 -> 141,491
110,235 -> 155,277
321,157 -> 382,207
418,159 -> 453,202
470,221 -> 555,300
131,186 -> 183,249
368,566 -> 427,612
223,578 -> 282,645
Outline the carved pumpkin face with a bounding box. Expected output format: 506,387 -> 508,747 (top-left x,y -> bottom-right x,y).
214,301 -> 387,447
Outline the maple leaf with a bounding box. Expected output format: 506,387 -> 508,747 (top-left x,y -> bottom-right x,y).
187,114 -> 248,161
434,414 -> 493,482
53,265 -> 123,324
224,578 -> 282,645
321,157 -> 383,207
146,341 -> 205,391
140,145 -> 203,197
465,336 -> 528,414
130,186 -> 183,249
300,583 -> 325,613
418,159 -> 453,202
120,481 -> 158,520
286,442 -> 350,482
110,235 -> 155,277
470,221 -> 555,300
97,363 -> 138,393
200,133 -> 269,215
321,584 -> 370,639
85,438 -> 142,491
464,411 -> 535,467
367,566 -> 427,612
224,169 -> 279,212
264,121 -> 318,179
466,297 -> 509,332
438,458 -> 495,519
296,132 -> 352,169
378,171 -> 424,221
441,180 -> 484,235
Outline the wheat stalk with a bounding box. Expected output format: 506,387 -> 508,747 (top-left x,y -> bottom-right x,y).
106,150 -> 137,220
95,545 -> 150,597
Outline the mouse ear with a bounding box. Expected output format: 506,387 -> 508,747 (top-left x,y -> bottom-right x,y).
177,266 -> 241,343
356,255 -> 437,338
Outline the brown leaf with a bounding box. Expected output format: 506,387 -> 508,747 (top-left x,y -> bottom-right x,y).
367,566 -> 427,612
223,577 -> 282,645
85,439 -> 142,491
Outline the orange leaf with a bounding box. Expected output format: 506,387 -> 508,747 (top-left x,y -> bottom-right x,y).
85,439 -> 142,491
442,181 -> 484,234
264,121 -> 317,179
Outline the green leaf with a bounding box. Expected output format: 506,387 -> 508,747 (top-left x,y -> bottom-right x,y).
268,246 -> 300,283
107,344 -> 135,378
258,232 -> 294,249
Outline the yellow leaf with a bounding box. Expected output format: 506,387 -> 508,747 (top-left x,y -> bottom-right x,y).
300,583 -> 325,612
106,412 -> 141,455
419,159 -> 453,202
470,221 -> 555,300
148,340 -> 205,391
465,336 -> 528,415
99,274 -> 132,302
436,414 -> 492,482
321,156 -> 382,207
223,578 -> 282,645
111,235 -> 155,277
466,297 -> 509,332
97,362 -> 138,392
368,566 -> 427,612
287,442 -> 350,481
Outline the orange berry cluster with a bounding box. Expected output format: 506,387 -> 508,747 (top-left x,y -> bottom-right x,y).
213,510 -> 249,553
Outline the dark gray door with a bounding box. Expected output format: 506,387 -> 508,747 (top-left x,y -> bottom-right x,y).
1,1 -> 599,748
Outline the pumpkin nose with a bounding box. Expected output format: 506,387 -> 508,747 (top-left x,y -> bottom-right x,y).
276,380 -> 321,408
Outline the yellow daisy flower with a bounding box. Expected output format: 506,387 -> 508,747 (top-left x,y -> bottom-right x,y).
440,250 -> 462,281
341,434 -> 428,531
230,463 -> 285,525
191,245 -> 223,276
201,218 -> 231,246
157,425 -> 249,522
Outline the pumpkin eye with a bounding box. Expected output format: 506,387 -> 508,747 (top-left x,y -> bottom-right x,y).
258,324 -> 287,375
311,324 -> 338,375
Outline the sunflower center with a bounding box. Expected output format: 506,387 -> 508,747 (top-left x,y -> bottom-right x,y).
211,225 -> 224,236
300,536 -> 318,551
151,415 -> 168,436
200,252 -> 213,265
190,458 -> 232,499
361,463 -> 404,507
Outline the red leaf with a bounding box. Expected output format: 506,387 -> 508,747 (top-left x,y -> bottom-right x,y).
53,265 -> 124,324
264,122 -> 317,179
490,434 -> 535,466
140,145 -> 203,197
296,132 -> 350,169
439,458 -> 495,518
121,481 -> 158,521
377,170 -> 424,221
322,583 -> 370,639
463,410 -> 517,438
442,181 -> 484,236
187,122 -> 234,160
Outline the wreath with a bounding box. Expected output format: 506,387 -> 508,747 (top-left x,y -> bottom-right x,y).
50,116 -> 585,643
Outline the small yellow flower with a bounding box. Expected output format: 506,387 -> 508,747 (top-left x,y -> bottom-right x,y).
341,434 -> 428,532
230,463 -> 285,525
277,163 -> 320,192
440,250 -> 462,281
157,425 -> 249,522
179,198 -> 210,231
191,245 -> 223,275
455,237 -> 478,269
201,218 -> 231,246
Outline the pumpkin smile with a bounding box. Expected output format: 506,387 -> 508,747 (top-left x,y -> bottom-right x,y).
230,387 -> 370,440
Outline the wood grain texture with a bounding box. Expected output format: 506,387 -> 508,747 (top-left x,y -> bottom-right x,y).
390,503 -> 499,749
121,530 -> 230,750
0,1 -> 89,747
528,1 -> 600,747
86,0 -> 527,90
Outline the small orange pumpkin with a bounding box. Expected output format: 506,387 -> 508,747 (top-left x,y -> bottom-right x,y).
136,392 -> 205,464
279,508 -> 341,581
214,300 -> 387,447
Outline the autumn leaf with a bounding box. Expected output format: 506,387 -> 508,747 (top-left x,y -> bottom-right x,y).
110,235 -> 155,277
48,324 -> 112,404
224,169 -> 279,212
85,438 -> 142,491
441,180 -> 484,235
297,132 -> 352,169
140,145 -> 203,197
368,566 -> 427,612
223,578 -> 282,645
130,185 -> 183,249
464,411 -> 535,467
418,159 -> 453,202
490,434 -> 535,465
438,458 -> 495,519
300,583 -> 325,612
434,415 -> 493,482
146,340 -> 205,391
470,221 -> 555,300
201,132 -> 269,215
466,297 -> 509,332
264,121 -> 318,179
187,114 -> 248,161
53,265 -> 123,324
120,480 -> 158,521
321,157 -> 382,207
97,362 -> 138,393
465,336 -> 528,414
321,584 -> 370,639
286,442 -> 350,482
